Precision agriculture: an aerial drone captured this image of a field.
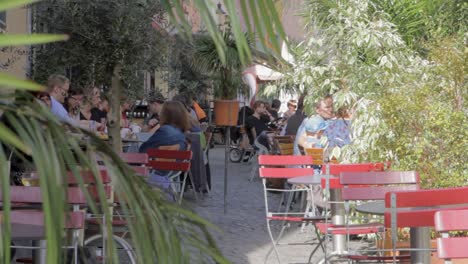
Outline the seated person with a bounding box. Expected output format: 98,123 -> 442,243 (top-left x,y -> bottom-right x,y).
172,94 -> 201,132
245,101 -> 273,145
138,101 -> 191,196
139,101 -> 190,153
293,116 -> 328,156
142,96 -> 164,133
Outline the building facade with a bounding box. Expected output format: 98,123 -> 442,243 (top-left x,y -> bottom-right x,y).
0,5 -> 32,78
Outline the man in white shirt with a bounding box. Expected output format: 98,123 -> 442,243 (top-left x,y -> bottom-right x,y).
47,74 -> 76,125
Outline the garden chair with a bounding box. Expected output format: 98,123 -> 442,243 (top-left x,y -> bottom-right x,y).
258,155 -> 327,264
314,163 -> 393,263
146,147 -> 194,203
434,209 -> 468,263
118,152 -> 148,166
317,171 -> 419,263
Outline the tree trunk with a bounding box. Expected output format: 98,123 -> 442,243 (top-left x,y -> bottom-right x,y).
108,64 -> 123,153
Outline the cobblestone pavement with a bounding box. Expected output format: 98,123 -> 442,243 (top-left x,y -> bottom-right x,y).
189,147 -> 367,264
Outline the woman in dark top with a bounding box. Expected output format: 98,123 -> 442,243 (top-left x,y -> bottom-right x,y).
139,101 -> 191,153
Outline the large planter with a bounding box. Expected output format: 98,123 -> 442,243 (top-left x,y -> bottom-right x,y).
214,100 -> 239,127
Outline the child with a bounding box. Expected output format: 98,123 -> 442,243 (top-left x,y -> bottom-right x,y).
294,116 -> 328,155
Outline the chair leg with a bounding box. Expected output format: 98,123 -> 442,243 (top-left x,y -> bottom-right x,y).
308,227 -> 327,264
187,171 -> 199,202
249,160 -> 258,182
265,219 -> 281,264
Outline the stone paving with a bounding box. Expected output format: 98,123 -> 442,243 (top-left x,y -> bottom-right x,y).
189,147 -> 367,264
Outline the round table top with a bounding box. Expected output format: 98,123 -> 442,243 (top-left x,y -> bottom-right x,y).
355,201 -> 385,215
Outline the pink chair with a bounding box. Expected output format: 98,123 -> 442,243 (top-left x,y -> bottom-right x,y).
434,209 -> 468,262
2,186 -> 87,264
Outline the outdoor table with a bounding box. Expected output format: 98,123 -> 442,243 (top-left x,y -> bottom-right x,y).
287,175 -> 346,255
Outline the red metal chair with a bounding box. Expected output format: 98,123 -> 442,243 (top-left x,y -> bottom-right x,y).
315,163 -> 396,263
385,187 -> 468,263
434,209 -> 468,263
146,148 -> 194,203
258,155 -> 327,264
323,171 -> 419,263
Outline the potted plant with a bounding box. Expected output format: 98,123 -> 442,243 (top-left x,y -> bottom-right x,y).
192,24 -> 250,126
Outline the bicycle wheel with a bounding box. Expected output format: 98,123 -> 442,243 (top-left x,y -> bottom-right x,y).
229,148 -> 243,163
84,234 -> 137,264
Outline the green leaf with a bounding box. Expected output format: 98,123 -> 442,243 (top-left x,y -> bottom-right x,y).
0,0 -> 38,12
0,123 -> 30,154
0,34 -> 68,47
0,73 -> 44,91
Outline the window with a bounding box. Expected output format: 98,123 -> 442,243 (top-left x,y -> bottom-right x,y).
0,11 -> 6,30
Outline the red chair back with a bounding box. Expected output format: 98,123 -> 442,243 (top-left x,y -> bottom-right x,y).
384,187 -> 468,228
119,152 -> 148,165
340,171 -> 419,200
258,155 -> 313,166
322,163 -> 375,175
66,169 -> 111,185
434,209 -> 468,260
2,186 -> 87,205
258,155 -> 315,180
146,148 -> 192,172
131,166 -> 149,177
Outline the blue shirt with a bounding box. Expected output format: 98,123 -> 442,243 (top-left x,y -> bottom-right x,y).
50,96 -> 76,125
138,124 -> 187,153
293,115 -> 327,155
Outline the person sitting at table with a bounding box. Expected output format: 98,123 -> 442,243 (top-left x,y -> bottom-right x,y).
142,95 -> 165,133
78,96 -> 103,131
293,95 -> 334,155
34,91 -> 52,108
47,74 -> 77,125
88,86 -> 103,122
172,94 -> 202,132
64,87 -> 84,120
325,106 -> 351,148
139,101 -> 190,153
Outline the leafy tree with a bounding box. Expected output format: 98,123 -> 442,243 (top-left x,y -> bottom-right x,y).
271,0 -> 467,187
31,0 -> 169,151
32,0 -> 167,96
369,0 -> 467,53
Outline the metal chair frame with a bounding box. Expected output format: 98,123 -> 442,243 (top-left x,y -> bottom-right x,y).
259,155 -> 327,264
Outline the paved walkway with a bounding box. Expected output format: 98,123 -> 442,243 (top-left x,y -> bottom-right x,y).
189,147 -> 366,264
